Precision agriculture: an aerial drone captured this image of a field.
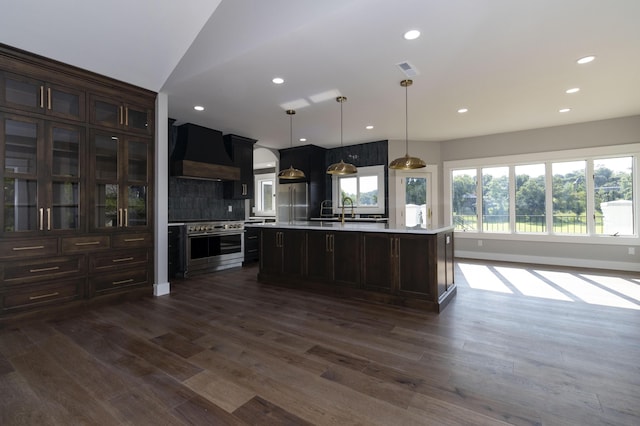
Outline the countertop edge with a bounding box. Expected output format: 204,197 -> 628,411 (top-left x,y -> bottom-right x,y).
245,221 -> 454,235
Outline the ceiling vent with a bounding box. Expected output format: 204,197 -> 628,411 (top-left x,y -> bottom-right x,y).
397,61 -> 419,78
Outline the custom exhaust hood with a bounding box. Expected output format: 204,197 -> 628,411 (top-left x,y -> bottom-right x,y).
171,123 -> 240,181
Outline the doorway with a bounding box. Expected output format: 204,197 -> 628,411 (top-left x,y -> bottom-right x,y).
394,166 -> 437,228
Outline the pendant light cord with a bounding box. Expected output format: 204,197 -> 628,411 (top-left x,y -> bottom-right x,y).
290,113 -> 293,148
405,81 -> 409,156
340,98 -> 344,148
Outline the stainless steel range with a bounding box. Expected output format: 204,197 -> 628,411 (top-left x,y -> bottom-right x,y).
185,220 -> 244,276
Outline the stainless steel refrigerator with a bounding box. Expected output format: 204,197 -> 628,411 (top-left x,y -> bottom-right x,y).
278,182 -> 308,222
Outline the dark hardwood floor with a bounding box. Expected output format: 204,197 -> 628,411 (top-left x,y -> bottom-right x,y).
1,260 -> 639,425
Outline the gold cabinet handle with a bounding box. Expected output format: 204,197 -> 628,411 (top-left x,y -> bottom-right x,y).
47,207 -> 51,231
119,106 -> 124,125
124,237 -> 144,242
118,208 -> 123,227
112,278 -> 134,285
325,234 -> 330,252
39,86 -> 44,108
13,245 -> 45,251
47,87 -> 52,110
29,266 -> 60,273
112,257 -> 134,263
29,292 -> 59,300
39,208 -> 44,231
124,208 -> 128,227
125,107 -> 129,126
74,241 -> 101,246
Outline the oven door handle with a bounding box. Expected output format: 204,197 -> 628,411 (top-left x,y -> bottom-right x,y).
189,232 -> 243,237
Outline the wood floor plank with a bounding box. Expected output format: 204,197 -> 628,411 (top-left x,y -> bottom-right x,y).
1,261 -> 638,425
233,395 -> 314,426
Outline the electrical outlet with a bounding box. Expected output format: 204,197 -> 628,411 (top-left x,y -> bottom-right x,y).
629,247 -> 635,255
228,205 -> 232,212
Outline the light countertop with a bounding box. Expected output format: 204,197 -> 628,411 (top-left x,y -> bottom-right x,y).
245,221 -> 454,235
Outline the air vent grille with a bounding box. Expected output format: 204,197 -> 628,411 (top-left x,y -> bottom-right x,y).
397,61 -> 419,77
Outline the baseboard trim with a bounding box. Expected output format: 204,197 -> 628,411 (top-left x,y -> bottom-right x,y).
455,250 -> 640,272
153,282 -> 171,296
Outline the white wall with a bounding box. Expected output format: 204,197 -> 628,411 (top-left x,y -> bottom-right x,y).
439,115 -> 640,271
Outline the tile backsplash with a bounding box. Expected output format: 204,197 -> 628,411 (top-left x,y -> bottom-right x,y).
168,177 -> 245,221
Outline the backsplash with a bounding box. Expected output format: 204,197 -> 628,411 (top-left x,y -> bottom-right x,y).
168,177 -> 245,221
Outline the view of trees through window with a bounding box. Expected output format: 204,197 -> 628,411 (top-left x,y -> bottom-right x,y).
338,176 -> 378,206
452,156 -> 634,236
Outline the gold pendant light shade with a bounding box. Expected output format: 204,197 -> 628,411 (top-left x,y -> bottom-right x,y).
327,96 -> 357,175
278,109 -> 306,179
389,79 -> 426,170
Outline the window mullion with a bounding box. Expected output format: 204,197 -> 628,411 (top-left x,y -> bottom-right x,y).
476,167 -> 483,232
509,165 -> 516,232
545,161 -> 554,235
586,159 -> 596,235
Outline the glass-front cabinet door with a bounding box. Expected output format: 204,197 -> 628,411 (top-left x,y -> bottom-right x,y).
89,94 -> 150,134
1,72 -> 85,121
91,131 -> 150,230
1,114 -> 82,234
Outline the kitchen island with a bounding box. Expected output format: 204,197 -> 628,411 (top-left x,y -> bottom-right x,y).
248,221 -> 456,312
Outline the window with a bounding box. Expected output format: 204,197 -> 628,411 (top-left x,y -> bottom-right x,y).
332,165 -> 385,215
445,144 -> 638,240
254,173 -> 275,215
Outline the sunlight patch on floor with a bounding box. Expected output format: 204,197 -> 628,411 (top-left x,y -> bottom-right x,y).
580,274 -> 640,305
458,263 -> 512,293
536,270 -> 639,310
495,267 -> 572,301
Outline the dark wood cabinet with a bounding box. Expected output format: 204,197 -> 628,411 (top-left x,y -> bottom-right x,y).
259,228 -> 305,277
307,230 -> 360,286
224,134 -> 256,199
257,224 -> 456,312
279,145 -> 326,218
0,44 -> 155,320
244,226 -> 259,264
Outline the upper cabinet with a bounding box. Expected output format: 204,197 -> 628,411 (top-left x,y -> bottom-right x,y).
1,72 -> 85,122
223,134 -> 256,199
89,93 -> 152,135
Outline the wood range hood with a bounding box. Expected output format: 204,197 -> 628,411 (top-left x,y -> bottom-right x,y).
170,123 -> 240,181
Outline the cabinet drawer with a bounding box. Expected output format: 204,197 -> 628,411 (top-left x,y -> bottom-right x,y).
62,235 -> 110,253
2,256 -> 85,285
90,248 -> 149,273
112,233 -> 153,248
92,268 -> 148,295
0,238 -> 58,260
1,279 -> 82,312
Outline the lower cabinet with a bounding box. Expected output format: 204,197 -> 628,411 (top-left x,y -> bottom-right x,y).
244,227 -> 259,264
257,226 -> 456,312
0,232 -> 153,319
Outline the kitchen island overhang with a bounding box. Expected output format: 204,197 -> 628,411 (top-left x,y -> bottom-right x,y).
248,221 -> 456,313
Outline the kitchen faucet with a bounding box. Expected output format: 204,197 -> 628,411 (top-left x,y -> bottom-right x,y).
341,196 -> 354,224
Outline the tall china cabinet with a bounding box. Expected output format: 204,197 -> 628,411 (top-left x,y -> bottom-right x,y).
0,44 -> 155,320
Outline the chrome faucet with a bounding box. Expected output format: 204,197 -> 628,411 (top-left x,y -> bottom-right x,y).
341,196 -> 354,224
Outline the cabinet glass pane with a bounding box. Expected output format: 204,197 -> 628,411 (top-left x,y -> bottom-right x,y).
94,134 -> 118,180
4,178 -> 38,231
127,108 -> 148,131
51,88 -> 80,118
127,185 -> 146,226
128,140 -> 147,181
52,181 -> 79,230
5,78 -> 39,108
52,127 -> 79,177
94,100 -> 119,125
4,119 -> 37,174
95,183 -> 118,227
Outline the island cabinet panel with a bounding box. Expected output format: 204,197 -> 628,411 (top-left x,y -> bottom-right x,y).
256,224 -> 456,313
0,43 -> 155,322
362,233 -> 393,291
306,230 -> 360,286
259,228 -> 305,278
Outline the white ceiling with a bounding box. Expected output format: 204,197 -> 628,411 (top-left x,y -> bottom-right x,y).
2,0 -> 640,150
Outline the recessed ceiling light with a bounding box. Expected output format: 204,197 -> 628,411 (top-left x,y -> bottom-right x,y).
576,55 -> 595,64
193,105 -> 204,111
365,125 -> 374,130
565,88 -> 580,94
272,77 -> 284,84
457,108 -> 468,113
404,30 -> 421,40
559,108 -> 571,113
299,138 -> 307,142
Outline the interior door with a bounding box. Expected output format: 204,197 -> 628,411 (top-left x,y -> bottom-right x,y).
395,168 -> 437,228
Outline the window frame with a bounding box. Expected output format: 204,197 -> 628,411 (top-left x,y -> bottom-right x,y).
331,165 -> 385,215
444,144 -> 639,245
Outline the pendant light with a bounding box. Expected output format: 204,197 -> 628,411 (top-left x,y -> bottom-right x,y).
278,109 -> 306,179
389,79 -> 426,170
326,96 -> 357,175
